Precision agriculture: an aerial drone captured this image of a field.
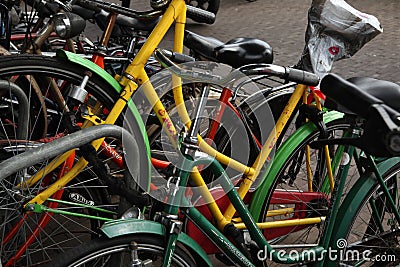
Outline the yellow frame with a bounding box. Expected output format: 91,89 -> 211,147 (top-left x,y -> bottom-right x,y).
21,0 -> 334,231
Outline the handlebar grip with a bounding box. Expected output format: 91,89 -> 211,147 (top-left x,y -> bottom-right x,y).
285,68 -> 320,86
320,73 -> 383,118
76,0 -> 102,13
186,5 -> 216,24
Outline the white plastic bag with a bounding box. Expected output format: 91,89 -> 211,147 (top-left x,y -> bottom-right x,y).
296,0 -> 383,77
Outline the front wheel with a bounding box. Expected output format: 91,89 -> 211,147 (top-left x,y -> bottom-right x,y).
0,54 -> 149,266
43,234 -> 197,267
328,160 -> 400,266
257,119 -> 360,266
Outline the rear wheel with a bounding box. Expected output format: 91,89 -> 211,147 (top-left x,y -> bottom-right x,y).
330,161 -> 400,266
257,119 -> 361,266
0,54 -> 148,266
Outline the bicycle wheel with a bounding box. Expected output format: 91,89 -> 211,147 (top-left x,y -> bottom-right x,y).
0,54 -> 148,266
257,118 -> 363,266
42,234 -> 196,267
329,161 -> 400,266
209,86 -> 295,181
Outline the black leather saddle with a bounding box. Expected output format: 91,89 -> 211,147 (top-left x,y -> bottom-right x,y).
347,77 -> 400,112
323,76 -> 400,115
72,6 -> 160,37
321,74 -> 400,156
184,30 -> 273,68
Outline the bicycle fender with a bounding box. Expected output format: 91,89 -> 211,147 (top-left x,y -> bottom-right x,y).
324,156 -> 400,266
101,218 -> 213,266
55,50 -> 152,189
249,110 -> 344,221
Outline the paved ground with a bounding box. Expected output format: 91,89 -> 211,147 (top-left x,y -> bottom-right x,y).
194,0 -> 400,83
106,0 -> 400,83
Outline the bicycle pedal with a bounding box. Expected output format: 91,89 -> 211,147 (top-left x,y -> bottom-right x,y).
215,253 -> 235,266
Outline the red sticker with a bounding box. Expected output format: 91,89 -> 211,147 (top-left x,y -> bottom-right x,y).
329,46 -> 340,55
158,109 -> 166,116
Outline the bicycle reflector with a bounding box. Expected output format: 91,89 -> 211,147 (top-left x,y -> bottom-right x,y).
54,12 -> 86,39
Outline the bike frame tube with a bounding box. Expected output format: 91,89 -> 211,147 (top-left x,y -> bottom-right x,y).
4,154 -> 74,267
314,94 -> 335,192
314,135 -> 357,267
323,156 -> 400,267
184,205 -> 255,267
368,154 -> 400,222
233,217 -> 324,230
304,89 -> 314,192
321,133 -> 347,193
19,150 -> 74,188
223,84 -> 308,221
180,156 -> 325,264
249,111 -> 344,221
206,88 -> 233,143
369,198 -> 385,232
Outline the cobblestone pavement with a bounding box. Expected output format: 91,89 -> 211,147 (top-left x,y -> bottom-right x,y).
103,0 -> 399,84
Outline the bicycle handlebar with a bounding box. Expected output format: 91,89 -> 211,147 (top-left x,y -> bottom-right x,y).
186,5 -> 216,24
75,0 -> 216,23
76,0 -> 163,19
239,64 -> 320,86
154,50 -> 321,87
240,64 -> 320,86
285,68 -> 320,87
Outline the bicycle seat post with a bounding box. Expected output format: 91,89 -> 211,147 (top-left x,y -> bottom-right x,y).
185,83 -> 211,148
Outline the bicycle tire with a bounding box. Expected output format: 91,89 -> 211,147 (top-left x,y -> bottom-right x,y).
200,86 -> 295,186
42,234 -> 197,267
327,160 -> 400,266
0,54 -> 149,266
257,118 -> 362,266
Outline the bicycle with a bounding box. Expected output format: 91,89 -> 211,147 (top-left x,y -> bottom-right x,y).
3,70 -> 399,266
0,0 -> 384,265
0,0 -> 217,265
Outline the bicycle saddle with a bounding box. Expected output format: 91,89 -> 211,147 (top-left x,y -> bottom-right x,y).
323,75 -> 400,115
184,30 -> 273,68
347,77 -> 400,112
322,74 -> 400,156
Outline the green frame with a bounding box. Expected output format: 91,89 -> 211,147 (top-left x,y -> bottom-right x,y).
249,110 -> 344,220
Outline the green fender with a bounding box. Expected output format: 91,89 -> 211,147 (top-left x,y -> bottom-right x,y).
249,110 -> 345,221
55,50 -> 151,188
323,156 -> 400,266
101,218 -> 213,266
